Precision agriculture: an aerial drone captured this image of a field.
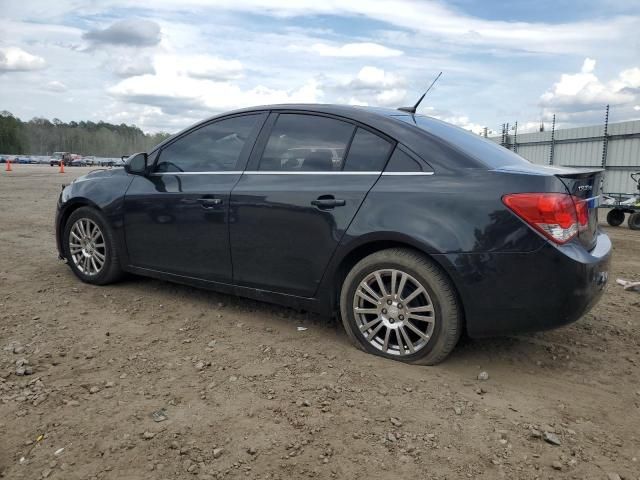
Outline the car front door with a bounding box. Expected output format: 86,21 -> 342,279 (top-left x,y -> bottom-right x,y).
123,113 -> 266,283
230,112 -> 394,297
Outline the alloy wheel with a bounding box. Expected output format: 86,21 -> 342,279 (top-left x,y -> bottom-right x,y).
352,269 -> 436,356
69,218 -> 106,276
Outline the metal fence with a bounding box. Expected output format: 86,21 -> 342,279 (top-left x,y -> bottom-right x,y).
489,110 -> 640,195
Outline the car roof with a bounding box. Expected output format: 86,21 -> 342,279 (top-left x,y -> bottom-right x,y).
211,103 -> 406,124
151,103 -> 489,171
153,104 -> 420,151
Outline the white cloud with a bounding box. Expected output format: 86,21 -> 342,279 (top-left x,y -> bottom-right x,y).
347,97 -> 368,106
138,0 -> 639,56
111,56 -> 156,77
108,55 -> 321,116
309,42 -> 402,58
181,55 -> 244,81
581,57 -> 596,74
43,80 -> 67,92
540,58 -> 640,120
375,88 -> 406,107
349,66 -> 404,90
0,46 -> 46,73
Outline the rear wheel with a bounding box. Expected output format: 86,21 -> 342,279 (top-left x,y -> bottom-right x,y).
63,207 -> 123,285
340,248 -> 462,365
606,209 -> 625,227
628,212 -> 640,230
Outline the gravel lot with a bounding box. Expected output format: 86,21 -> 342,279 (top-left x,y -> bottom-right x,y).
1,165 -> 639,480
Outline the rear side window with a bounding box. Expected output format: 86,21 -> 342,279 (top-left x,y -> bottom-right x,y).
385,147 -> 432,172
342,128 -> 393,171
259,114 -> 354,171
156,115 -> 260,172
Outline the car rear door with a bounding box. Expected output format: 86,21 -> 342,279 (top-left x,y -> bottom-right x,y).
123,113 -> 266,282
229,112 -> 394,297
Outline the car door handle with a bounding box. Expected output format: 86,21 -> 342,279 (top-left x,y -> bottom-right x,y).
198,197 -> 223,208
311,196 -> 346,209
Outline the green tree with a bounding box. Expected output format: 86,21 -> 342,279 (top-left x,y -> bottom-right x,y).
0,112 -> 171,156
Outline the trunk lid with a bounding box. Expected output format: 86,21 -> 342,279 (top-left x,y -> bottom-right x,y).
555,168 -> 604,251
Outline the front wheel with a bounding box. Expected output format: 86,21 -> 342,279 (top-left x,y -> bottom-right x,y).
628,212 -> 640,230
340,248 -> 462,365
62,207 -> 123,285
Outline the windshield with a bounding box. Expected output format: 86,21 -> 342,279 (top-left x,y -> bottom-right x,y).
393,115 -> 532,169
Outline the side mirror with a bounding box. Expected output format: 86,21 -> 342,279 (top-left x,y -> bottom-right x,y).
124,152 -> 148,175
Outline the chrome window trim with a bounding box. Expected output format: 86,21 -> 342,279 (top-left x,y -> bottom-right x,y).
381,171 -> 434,176
149,170 -> 435,176
150,171 -> 243,175
243,170 -> 381,175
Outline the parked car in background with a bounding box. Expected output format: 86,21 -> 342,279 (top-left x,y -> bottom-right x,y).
70,158 -> 87,167
95,157 -> 116,167
50,152 -> 72,166
55,104 -> 611,365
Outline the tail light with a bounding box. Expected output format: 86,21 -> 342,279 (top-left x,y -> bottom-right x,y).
502,193 -> 588,244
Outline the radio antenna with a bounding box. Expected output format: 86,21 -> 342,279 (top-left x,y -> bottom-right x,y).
397,71 -> 442,114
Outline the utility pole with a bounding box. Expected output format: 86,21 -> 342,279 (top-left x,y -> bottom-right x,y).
549,114 -> 556,165
601,104 -> 610,168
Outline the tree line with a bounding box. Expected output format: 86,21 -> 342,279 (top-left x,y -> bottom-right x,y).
0,111 -> 171,157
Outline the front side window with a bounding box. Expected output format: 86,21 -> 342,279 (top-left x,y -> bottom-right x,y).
156,115 -> 259,172
259,114 -> 355,172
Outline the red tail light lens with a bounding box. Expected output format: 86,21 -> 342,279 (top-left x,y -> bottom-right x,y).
574,198 -> 589,230
502,193 -> 584,244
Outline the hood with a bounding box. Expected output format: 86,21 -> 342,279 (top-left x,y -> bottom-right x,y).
73,167 -> 126,183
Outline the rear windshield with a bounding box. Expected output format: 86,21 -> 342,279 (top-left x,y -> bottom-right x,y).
393,115 -> 532,169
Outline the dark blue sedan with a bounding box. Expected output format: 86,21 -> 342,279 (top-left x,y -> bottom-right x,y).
55,104 -> 610,364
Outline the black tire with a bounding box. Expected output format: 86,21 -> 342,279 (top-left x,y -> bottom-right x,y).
62,206 -> 123,285
606,209 -> 625,227
628,212 -> 640,230
340,248 -> 462,365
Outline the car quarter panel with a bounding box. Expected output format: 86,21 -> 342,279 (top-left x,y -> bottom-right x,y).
316,168 -> 578,321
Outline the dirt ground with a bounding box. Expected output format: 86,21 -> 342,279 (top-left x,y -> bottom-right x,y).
1,165 -> 639,480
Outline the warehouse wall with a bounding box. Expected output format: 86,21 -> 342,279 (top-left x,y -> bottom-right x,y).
490,120 -> 640,194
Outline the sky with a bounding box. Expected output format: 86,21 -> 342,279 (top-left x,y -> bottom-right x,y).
1,0 -> 639,135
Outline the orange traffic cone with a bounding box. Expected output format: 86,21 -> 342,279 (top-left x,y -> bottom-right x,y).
5,159 -> 11,172
59,160 -> 65,174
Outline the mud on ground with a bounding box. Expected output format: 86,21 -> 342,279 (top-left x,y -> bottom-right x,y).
1,165 -> 639,479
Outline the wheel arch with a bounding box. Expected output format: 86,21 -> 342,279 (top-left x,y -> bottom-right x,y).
57,198 -> 103,260
320,234 -> 467,329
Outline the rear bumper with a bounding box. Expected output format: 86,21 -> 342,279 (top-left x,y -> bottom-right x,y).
440,230 -> 611,337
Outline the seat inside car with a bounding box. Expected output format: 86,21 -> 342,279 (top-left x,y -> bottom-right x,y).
301,151 -> 333,171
